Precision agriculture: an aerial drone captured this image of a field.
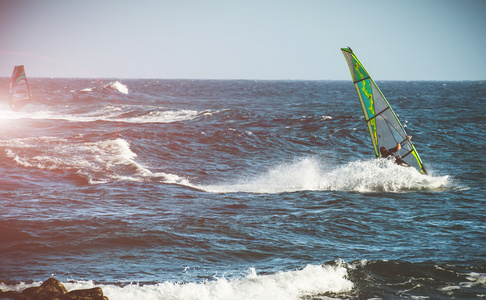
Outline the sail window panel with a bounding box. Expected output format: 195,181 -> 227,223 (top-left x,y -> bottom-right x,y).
375,115 -> 402,149
13,88 -> 28,94
381,109 -> 405,140
371,82 -> 389,114
403,151 -> 422,171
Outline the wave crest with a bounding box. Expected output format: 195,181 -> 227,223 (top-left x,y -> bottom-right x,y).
106,81 -> 128,94
2,137 -> 188,185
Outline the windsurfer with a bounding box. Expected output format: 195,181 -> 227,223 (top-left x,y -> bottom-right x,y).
380,143 -> 401,159
380,137 -> 412,167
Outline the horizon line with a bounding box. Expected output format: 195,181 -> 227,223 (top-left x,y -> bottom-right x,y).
0,76 -> 484,82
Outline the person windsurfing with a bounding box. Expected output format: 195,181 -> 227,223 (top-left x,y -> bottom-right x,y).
379,136 -> 412,167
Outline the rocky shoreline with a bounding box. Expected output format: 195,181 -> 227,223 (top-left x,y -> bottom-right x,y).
0,277 -> 108,300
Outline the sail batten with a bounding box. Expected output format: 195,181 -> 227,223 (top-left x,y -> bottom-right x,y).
9,65 -> 31,111
341,47 -> 427,175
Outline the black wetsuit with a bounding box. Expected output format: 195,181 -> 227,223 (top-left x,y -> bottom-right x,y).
380,145 -> 409,167
380,145 -> 399,158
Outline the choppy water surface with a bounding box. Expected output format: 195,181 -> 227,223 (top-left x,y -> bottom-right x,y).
0,79 -> 485,299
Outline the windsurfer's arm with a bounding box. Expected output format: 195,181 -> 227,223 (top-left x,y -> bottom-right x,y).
387,143 -> 401,154
381,143 -> 402,157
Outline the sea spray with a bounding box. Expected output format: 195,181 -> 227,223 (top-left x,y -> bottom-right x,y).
192,156 -> 450,193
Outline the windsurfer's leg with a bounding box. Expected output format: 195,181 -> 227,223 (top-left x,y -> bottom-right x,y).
395,157 -> 410,167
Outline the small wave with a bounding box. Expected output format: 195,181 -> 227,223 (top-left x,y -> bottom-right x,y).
65,106 -> 199,124
0,105 -> 200,124
74,80 -> 128,94
106,81 -> 128,94
120,108 -> 200,124
192,157 -> 451,194
65,80 -> 128,99
1,137 -> 188,185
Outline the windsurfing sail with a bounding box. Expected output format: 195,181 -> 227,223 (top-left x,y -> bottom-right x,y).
341,47 -> 427,174
9,65 -> 31,111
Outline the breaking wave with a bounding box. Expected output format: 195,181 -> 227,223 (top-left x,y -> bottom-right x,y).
2,137 -> 189,185
0,263 -> 352,300
106,81 -> 128,94
1,260 -> 483,300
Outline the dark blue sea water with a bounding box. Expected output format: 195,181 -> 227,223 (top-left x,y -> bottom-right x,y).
0,79 -> 484,299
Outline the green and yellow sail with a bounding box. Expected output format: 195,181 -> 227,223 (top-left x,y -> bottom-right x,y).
341,47 -> 427,174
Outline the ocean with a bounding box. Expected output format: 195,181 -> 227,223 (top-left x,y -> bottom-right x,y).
0,78 -> 484,299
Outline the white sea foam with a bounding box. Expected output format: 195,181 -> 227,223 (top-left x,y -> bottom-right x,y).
193,157 -> 451,194
122,109 -> 200,124
0,263 -> 352,300
63,106 -> 199,124
1,134 -> 451,191
106,81 -> 129,94
0,105 -> 199,124
439,271 -> 486,293
2,137 -> 188,185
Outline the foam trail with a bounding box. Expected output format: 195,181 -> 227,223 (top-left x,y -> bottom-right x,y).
0,105 -> 200,124
194,157 -> 451,194
122,109 -> 200,124
2,137 -> 188,185
0,263 -> 353,300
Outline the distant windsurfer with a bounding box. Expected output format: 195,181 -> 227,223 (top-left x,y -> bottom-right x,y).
379,136 -> 412,167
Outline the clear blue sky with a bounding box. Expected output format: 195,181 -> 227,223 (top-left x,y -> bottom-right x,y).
1,0 -> 485,80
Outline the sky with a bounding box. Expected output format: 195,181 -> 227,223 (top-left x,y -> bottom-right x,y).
0,0 -> 485,80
